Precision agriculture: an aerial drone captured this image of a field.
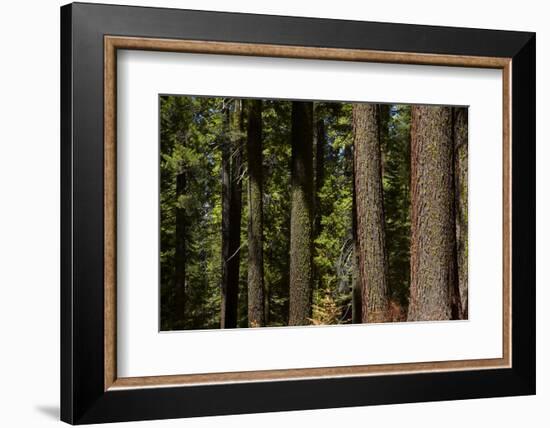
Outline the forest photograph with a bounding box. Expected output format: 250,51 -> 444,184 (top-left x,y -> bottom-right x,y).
160,95 -> 468,331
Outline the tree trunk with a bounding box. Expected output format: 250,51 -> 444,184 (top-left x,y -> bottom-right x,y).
454,107 -> 468,319
221,100 -> 243,328
353,104 -> 390,323
247,99 -> 265,327
289,101 -> 314,326
174,171 -> 186,329
408,106 -> 456,321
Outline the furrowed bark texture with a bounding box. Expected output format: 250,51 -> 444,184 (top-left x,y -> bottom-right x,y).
454,107 -> 468,319
408,106 -> 456,321
353,104 -> 390,323
221,101 -> 242,328
174,172 -> 186,328
289,101 -> 314,326
247,99 -> 265,327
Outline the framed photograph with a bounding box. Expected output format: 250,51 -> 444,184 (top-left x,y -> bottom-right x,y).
60,2 -> 535,424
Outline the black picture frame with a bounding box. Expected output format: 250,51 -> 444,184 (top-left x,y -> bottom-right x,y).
61,2 -> 535,424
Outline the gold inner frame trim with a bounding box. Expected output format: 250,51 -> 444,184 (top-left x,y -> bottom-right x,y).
104,35 -> 512,391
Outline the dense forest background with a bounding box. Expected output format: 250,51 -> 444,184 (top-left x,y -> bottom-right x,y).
160,96 -> 468,331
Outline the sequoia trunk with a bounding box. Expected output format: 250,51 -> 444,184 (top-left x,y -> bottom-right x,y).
247,99 -> 265,327
353,103 -> 390,323
289,101 -> 314,326
408,106 -> 456,321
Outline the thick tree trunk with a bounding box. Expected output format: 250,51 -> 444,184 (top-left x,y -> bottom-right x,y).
408,106 -> 456,321
174,172 -> 186,329
289,101 -> 314,326
353,104 -> 390,323
454,107 -> 468,319
247,99 -> 265,327
221,100 -> 243,328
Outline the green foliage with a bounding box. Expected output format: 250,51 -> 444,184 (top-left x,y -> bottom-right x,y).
262,100 -> 292,325
311,103 -> 354,323
382,105 -> 412,307
160,96 -> 224,330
